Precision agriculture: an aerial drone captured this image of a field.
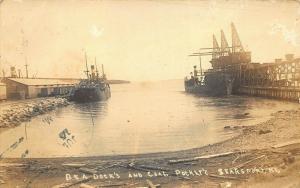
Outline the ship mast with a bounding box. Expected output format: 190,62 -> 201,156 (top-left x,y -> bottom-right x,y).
94,57 -> 99,78
198,51 -> 202,76
84,52 -> 89,79
101,64 -> 106,80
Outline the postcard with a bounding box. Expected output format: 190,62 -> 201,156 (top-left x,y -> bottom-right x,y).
0,0 -> 300,187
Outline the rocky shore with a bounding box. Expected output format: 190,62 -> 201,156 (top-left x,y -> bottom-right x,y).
0,97 -> 70,129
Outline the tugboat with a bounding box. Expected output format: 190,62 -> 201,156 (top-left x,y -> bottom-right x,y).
184,23 -> 250,96
69,53 -> 111,102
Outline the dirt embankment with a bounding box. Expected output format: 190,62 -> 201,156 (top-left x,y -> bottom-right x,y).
0,108 -> 300,188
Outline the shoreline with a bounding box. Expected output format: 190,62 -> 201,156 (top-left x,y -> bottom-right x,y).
0,107 -> 300,187
0,97 -> 70,134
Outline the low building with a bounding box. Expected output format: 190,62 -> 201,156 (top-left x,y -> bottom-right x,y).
0,83 -> 7,100
5,78 -> 79,99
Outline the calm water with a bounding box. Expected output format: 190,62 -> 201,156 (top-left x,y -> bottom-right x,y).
0,80 -> 299,158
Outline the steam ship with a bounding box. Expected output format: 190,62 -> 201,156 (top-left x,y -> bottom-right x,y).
69,54 -> 111,102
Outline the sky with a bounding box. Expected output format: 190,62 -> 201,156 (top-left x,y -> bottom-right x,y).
0,0 -> 300,81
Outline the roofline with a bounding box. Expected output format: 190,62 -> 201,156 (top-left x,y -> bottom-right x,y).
26,84 -> 75,86
5,78 -> 76,87
5,77 -> 80,80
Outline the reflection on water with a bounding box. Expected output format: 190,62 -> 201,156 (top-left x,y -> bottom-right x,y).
0,80 -> 299,158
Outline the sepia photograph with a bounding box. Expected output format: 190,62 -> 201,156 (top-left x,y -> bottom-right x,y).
0,0 -> 300,187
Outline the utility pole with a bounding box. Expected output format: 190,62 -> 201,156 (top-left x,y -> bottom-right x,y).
21,28 -> 29,78
18,69 -> 21,78
25,59 -> 29,78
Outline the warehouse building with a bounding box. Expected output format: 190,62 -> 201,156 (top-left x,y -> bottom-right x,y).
0,82 -> 7,100
5,78 -> 79,99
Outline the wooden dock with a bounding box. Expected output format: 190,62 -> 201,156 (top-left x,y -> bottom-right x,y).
238,86 -> 300,101
235,54 -> 300,102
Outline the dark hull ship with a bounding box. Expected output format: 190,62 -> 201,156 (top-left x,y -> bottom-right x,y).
69,54 -> 111,103
70,79 -> 111,102
184,23 -> 250,96
184,71 -> 233,96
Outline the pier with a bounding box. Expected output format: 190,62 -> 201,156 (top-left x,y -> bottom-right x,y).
238,86 -> 300,101
189,23 -> 300,102
238,54 -> 300,101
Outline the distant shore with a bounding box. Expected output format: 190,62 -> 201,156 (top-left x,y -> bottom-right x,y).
1,106 -> 300,187
107,80 -> 130,84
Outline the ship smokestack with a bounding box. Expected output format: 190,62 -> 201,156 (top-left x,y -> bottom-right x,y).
91,65 -> 95,79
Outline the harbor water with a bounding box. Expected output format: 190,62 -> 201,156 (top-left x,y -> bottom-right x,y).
0,79 -> 299,158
